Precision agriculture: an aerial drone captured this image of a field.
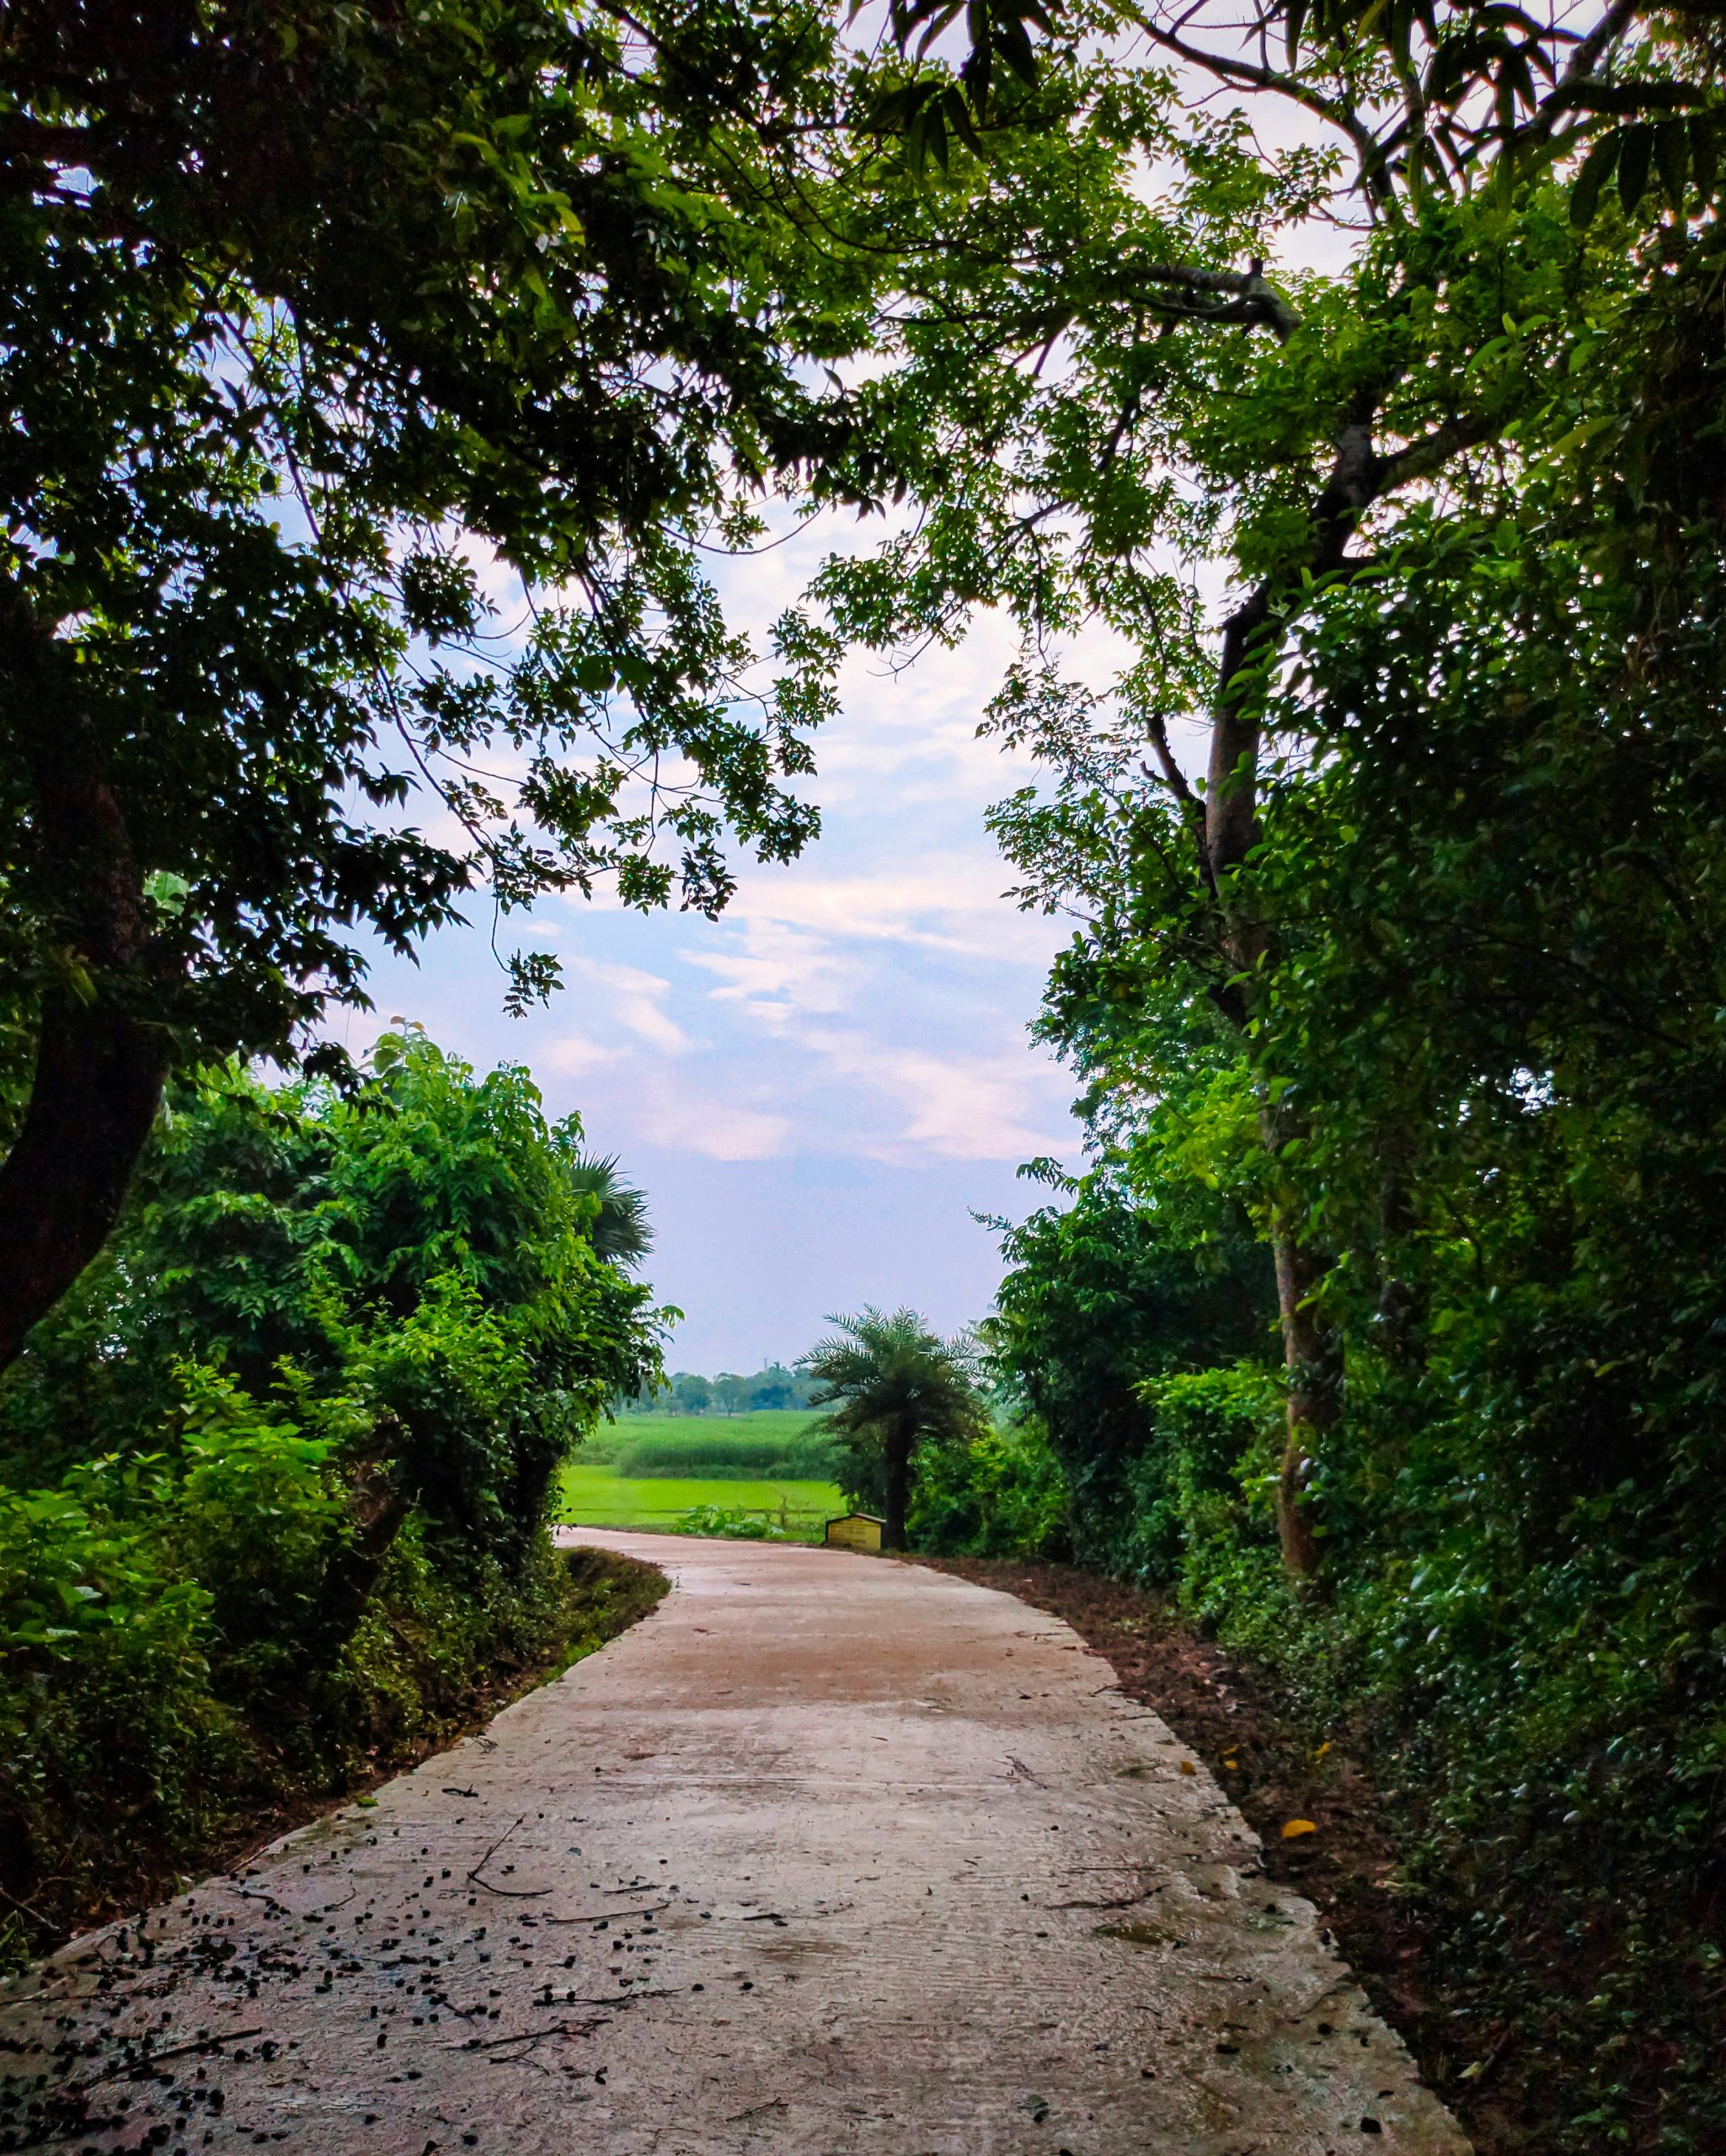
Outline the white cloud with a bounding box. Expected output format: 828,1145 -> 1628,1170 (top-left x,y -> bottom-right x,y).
803,1028 -> 1067,1163
561,954 -> 693,1055
685,919 -> 860,1022
722,857 -> 1065,969
633,1073 -> 792,1161
542,1032 -> 623,1077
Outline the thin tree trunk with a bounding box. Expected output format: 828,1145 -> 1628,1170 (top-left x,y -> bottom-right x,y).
882,1428 -> 911,1551
1269,1212 -> 1333,1579
313,1449 -> 414,1657
1205,642 -> 1339,1580
1195,424 -> 1382,1580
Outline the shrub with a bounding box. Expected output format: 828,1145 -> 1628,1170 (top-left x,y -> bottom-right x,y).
0,1031 -> 668,1960
0,1436 -> 661,1965
0,1455 -> 238,1956
671,1503 -> 788,1540
907,1421 -> 1070,1559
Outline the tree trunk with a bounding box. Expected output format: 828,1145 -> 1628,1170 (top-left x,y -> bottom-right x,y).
313,1449 -> 414,1657
1178,355 -> 1453,1579
882,1428 -> 911,1551
1202,500 -> 1360,1581
1270,1215 -> 1334,1580
0,654 -> 177,1369
0,991 -> 171,1369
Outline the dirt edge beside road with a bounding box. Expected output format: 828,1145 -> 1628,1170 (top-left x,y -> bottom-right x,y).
915,1556 -> 1521,2156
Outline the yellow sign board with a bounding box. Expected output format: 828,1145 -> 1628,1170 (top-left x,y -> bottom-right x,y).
824,1513 -> 884,1553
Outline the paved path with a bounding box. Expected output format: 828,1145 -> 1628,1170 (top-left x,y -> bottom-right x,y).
0,1534 -> 1467,2154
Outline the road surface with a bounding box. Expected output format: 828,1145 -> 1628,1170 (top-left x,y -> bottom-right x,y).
0,1532 -> 1468,2153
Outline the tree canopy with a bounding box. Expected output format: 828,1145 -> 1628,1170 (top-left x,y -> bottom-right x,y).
0,0 -> 886,1364
839,5 -> 1726,2137
810,0 -> 1725,1568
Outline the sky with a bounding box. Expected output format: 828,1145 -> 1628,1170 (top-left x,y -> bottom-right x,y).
343,524 -> 1091,1376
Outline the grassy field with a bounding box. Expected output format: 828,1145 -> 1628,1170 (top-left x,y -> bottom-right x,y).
559,1412 -> 847,1541
579,1410 -> 838,1476
557,1460 -> 846,1540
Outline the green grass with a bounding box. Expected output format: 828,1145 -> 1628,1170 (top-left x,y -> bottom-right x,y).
557,1460 -> 846,1541
580,1409 -> 840,1481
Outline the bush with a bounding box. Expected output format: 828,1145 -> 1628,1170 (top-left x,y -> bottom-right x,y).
0,1461 -> 238,1958
1118,1364 -> 1285,1614
0,1434 -> 662,1966
0,1031 -> 668,1961
907,1420 -> 1070,1559
671,1503 -> 788,1540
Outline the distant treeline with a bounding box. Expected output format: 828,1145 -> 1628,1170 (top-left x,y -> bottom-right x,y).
615,1366 -> 818,1417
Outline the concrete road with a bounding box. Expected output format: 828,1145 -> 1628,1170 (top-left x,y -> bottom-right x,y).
0,1533 -> 1468,2154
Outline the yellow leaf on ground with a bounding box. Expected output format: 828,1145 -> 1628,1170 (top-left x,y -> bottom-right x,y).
1178,1759 -> 1199,1775
1280,1817 -> 1318,1839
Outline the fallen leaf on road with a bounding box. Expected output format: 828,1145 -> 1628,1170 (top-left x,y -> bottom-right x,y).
1280,1819 -> 1318,1840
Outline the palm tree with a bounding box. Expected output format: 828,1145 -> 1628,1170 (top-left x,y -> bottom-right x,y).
565,1151 -> 654,1268
802,1306 -> 986,1551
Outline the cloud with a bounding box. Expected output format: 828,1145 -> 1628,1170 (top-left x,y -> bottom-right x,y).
561,954 -> 693,1055
720,857 -> 1066,970
803,1028 -> 1068,1163
542,1032 -> 623,1077
633,1073 -> 792,1161
684,920 -> 861,1023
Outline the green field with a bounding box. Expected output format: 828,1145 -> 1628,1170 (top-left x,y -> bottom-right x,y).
557,1462 -> 845,1539
579,1409 -> 837,1476
559,1411 -> 847,1540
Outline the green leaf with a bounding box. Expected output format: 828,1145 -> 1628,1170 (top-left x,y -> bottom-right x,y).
1654,117 -> 1688,213
1569,133 -> 1620,227
1285,0 -> 1308,61
1616,123 -> 1654,211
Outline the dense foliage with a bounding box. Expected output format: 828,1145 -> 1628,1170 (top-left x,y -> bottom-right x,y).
0,0 -> 888,1364
810,3 -> 1726,2144
0,1030 -> 662,1960
5,2 -> 1726,2142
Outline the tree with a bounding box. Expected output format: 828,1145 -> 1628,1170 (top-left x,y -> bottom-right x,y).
802,1306 -> 986,1549
564,1153 -> 655,1270
0,1027 -> 661,1641
0,0 -> 889,1369
711,1372 -> 755,1416
813,0 -> 1721,1570
671,1372 -> 713,1417
988,1145 -> 1275,1569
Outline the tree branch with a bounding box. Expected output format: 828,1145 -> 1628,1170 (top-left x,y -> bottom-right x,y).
1138,259 -> 1302,341
1116,6 -> 1387,200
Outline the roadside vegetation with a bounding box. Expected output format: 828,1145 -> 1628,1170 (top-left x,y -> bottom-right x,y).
0,1031 -> 666,1961
803,1308 -> 989,1550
